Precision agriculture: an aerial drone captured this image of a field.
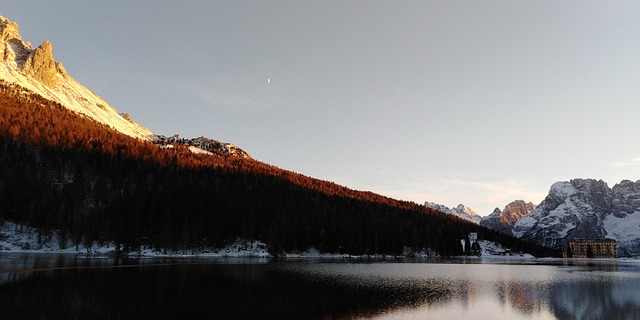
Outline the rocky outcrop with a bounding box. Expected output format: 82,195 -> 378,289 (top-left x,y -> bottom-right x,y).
611,180 -> 640,218
21,40 -> 58,86
1,17 -> 28,69
0,18 -> 20,41
1,17 -> 59,87
480,200 -> 536,235
153,135 -> 252,159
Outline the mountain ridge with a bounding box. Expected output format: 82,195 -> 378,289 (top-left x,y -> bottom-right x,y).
427,179 -> 640,257
512,178 -> 640,256
0,16 -> 153,140
424,202 -> 482,224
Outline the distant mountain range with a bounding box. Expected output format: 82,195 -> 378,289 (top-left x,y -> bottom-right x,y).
426,179 -> 640,257
424,202 -> 482,224
513,179 -> 640,257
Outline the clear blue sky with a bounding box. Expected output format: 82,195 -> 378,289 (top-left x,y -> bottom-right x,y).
3,1 -> 639,215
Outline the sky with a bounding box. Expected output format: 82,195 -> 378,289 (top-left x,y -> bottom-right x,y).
2,1 -> 640,215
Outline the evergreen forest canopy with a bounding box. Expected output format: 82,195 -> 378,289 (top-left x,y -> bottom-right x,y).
0,80 -> 559,257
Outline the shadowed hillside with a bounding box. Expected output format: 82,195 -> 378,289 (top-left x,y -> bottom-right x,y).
0,80 -> 558,257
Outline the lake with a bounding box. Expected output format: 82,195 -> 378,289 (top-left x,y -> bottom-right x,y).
0,254 -> 639,319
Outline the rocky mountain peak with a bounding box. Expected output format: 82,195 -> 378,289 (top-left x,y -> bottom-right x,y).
0,17 -> 59,86
454,204 -> 476,216
480,200 -> 535,235
611,180 -> 640,218
501,200 -> 536,224
22,40 -> 58,87
0,16 -> 21,42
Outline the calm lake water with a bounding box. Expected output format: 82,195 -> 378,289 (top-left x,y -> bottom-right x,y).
0,255 -> 639,319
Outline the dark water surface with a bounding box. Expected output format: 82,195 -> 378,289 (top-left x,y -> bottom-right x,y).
1,254 -> 639,319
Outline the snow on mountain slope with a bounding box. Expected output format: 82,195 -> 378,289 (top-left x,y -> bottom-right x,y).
604,211 -> 640,257
512,179 -> 640,257
424,202 -> 482,224
480,200 -> 536,236
0,16 -> 153,140
0,15 -> 251,159
154,135 -> 252,159
512,179 -> 611,249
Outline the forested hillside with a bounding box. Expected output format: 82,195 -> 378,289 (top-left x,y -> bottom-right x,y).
0,80 -> 558,257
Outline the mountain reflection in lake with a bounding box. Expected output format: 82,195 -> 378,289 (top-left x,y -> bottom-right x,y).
0,255 -> 639,320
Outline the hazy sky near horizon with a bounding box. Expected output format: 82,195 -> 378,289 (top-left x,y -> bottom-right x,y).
3,1 -> 639,215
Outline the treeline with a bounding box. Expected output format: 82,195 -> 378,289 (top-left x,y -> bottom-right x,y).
0,80 -> 559,257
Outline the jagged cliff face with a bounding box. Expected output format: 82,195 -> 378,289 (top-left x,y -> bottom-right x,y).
611,180 -> 640,218
1,21 -> 59,86
21,40 -> 59,87
480,200 -> 536,235
0,16 -> 153,140
512,179 -> 640,257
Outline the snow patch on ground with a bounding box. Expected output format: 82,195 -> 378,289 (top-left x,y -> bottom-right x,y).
188,146 -> 214,155
1,221 -> 410,259
283,248 -> 351,259
0,220 -> 270,257
134,239 -> 271,258
0,221 -> 532,259
0,220 -> 115,255
478,240 -> 534,259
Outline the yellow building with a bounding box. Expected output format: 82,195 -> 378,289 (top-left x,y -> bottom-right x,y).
568,238 -> 618,258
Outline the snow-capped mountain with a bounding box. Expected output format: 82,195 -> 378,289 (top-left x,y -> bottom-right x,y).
424,202 -> 482,224
480,200 -> 536,236
0,16 -> 152,140
0,15 -> 249,159
512,179 -> 640,257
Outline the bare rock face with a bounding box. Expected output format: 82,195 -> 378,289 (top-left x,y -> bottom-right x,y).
0,16 -> 59,87
56,61 -> 68,77
1,17 -> 29,69
611,180 -> 640,218
480,200 -> 536,235
0,16 -> 21,41
22,40 -> 59,87
501,200 -> 537,225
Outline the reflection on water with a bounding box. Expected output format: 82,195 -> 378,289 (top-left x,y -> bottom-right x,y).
0,255 -> 639,319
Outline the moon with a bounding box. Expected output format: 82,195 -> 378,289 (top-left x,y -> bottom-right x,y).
267,78 -> 271,84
